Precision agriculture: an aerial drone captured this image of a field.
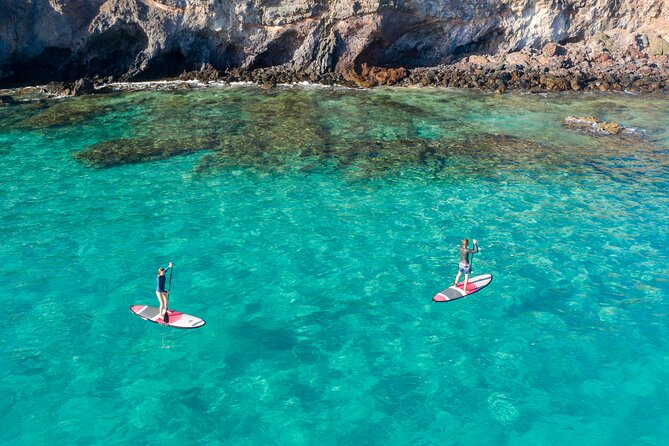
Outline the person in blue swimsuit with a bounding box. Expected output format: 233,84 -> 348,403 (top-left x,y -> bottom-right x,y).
156,262 -> 173,320
454,238 -> 478,293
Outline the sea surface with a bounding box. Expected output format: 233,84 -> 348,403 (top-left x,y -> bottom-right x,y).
1,85 -> 668,445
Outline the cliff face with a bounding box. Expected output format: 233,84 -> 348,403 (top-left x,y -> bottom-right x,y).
1,0 -> 668,85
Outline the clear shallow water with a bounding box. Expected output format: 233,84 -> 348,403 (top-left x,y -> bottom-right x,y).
1,86 -> 668,445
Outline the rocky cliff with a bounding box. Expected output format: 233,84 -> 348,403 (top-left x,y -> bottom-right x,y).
1,0 -> 669,87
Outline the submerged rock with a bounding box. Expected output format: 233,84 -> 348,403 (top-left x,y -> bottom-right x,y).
74,136 -> 215,168
647,33 -> 669,56
70,86 -> 553,177
542,43 -> 566,57
32,86 -> 648,176
17,97 -> 117,128
195,126 -> 554,180
563,116 -> 624,135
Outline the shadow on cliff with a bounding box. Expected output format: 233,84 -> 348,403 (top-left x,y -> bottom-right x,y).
344,10 -> 505,86
3,21 -> 148,86
249,30 -> 303,70
133,31 -> 244,81
80,22 -> 149,79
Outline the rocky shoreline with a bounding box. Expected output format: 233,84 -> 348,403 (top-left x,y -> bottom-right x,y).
3,1 -> 669,99
2,37 -> 669,101
3,41 -> 669,101
175,32 -> 669,94
219,33 -> 669,94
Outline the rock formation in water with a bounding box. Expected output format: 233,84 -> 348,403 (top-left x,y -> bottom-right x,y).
563,116 -> 625,135
1,0 -> 669,91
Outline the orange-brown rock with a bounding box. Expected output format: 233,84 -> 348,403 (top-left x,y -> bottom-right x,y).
563,116 -> 625,135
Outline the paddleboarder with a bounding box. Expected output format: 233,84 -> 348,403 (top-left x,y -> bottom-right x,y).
454,238 -> 478,293
156,262 -> 173,320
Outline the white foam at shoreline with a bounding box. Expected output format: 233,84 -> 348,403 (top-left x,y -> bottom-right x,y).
2,79 -> 661,99
104,79 -> 206,91
100,79 -> 358,92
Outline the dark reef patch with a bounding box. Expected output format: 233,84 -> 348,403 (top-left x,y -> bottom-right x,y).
15,96 -> 123,129
45,87 -> 659,179
74,137 -> 213,168
193,130 -> 556,180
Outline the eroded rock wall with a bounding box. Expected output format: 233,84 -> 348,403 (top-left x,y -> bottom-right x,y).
1,0 -> 668,85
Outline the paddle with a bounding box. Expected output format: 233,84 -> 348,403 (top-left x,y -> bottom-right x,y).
463,241 -> 477,293
470,239 -> 479,272
164,261 -> 173,323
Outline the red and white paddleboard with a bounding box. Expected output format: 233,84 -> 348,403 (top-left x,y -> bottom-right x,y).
432,274 -> 493,302
130,305 -> 206,329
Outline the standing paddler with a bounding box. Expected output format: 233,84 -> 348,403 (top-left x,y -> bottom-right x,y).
156,262 -> 173,321
454,238 -> 478,293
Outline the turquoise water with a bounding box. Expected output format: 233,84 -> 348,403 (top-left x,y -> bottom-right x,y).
1,86 -> 668,445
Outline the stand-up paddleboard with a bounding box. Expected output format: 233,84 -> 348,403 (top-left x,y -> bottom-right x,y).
130,305 -> 206,329
433,274 -> 493,302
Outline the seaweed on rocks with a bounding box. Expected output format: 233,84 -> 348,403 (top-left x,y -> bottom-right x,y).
63,85 -> 663,179
71,89 -> 248,166
332,134 -> 558,180
74,111 -> 230,168
194,122 -> 559,180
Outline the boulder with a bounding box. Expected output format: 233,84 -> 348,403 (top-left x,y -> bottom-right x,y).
594,52 -> 612,64
625,44 -> 646,59
647,33 -> 669,56
563,116 -> 624,135
590,32 -> 614,52
578,60 -> 591,71
505,52 -> 529,66
72,78 -> 94,96
539,74 -> 568,91
600,122 -> 623,133
368,66 -> 408,85
537,56 -> 555,66
569,76 -> 584,91
638,64 -> 653,75
0,95 -> 15,105
42,81 -> 71,96
344,63 -> 408,88
180,63 -> 221,82
468,55 -> 489,66
542,42 -> 565,57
